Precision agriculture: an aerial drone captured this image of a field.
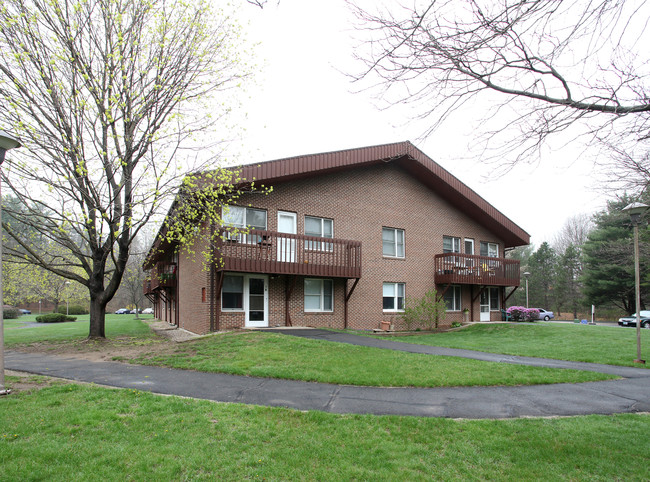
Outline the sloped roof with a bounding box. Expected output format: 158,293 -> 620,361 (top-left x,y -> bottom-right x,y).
235,141 -> 529,248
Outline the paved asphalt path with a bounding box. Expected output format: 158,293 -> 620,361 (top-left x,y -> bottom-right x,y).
6,329 -> 650,419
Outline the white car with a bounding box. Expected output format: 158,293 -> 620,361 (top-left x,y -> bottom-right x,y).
142,308 -> 154,314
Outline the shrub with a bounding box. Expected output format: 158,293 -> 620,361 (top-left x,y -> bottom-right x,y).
56,305 -> 88,315
402,289 -> 447,331
3,307 -> 20,319
506,306 -> 540,322
36,313 -> 77,323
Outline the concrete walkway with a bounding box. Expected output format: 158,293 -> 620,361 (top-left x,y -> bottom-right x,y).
6,329 -> 650,419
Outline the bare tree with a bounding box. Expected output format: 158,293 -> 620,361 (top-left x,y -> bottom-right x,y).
552,214 -> 593,256
0,0 -> 250,338
596,143 -> 650,195
349,0 -> 650,169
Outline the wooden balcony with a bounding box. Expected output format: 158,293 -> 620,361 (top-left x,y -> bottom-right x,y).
215,229 -> 362,278
146,263 -> 177,291
434,253 -> 520,287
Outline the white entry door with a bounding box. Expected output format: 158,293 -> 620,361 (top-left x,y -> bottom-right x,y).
245,275 -> 268,327
480,290 -> 491,322
277,211 -> 297,262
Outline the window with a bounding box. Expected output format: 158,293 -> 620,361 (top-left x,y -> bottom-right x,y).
304,279 -> 333,312
222,275 -> 244,310
443,286 -> 462,311
383,282 -> 405,311
443,236 -> 461,253
201,287 -> 206,303
305,216 -> 333,251
480,241 -> 499,258
222,206 -> 267,243
489,287 -> 500,311
382,228 -> 405,258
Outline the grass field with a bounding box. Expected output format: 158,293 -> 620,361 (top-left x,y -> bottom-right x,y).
123,330 -> 616,387
5,318 -> 624,387
4,314 -> 153,345
366,323 -> 650,368
1,378 -> 648,481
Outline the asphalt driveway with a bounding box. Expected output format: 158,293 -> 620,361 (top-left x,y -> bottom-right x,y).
6,329 -> 650,419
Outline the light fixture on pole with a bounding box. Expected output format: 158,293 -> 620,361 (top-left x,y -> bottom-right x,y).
623,201 -> 648,365
0,130 -> 22,396
523,271 -> 531,308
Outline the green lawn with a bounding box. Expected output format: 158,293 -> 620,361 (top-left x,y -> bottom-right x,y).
124,331 -> 615,387
4,314 -> 153,345
1,379 -> 648,481
367,323 -> 650,367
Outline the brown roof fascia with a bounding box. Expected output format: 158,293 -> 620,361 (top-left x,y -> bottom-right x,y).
233,141 -> 530,248
144,141 -> 530,268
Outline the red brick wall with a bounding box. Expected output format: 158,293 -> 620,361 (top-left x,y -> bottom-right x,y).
177,238 -> 211,334
175,162 -> 514,333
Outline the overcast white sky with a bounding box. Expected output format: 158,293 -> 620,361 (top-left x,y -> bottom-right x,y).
223,0 -> 609,247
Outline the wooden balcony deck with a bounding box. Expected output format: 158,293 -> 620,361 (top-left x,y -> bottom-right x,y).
215,229 -> 362,278
434,253 -> 520,287
144,263 -> 177,293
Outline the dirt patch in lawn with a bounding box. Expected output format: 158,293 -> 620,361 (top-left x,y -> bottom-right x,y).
4,370 -> 73,394
8,321 -> 202,363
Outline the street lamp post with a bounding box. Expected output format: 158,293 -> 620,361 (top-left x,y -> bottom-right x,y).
65,281 -> 71,316
523,271 -> 531,308
623,202 -> 648,365
0,130 -> 22,396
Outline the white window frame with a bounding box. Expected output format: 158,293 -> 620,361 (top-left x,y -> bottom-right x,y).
444,285 -> 462,312
222,206 -> 267,243
222,274 -> 245,311
305,216 -> 333,251
382,227 -> 405,258
443,236 -> 461,253
489,287 -> 500,311
382,282 -> 405,312
464,238 -> 474,255
304,278 -> 334,312
480,241 -> 499,258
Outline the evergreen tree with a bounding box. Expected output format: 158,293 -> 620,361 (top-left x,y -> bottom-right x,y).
582,195 -> 650,314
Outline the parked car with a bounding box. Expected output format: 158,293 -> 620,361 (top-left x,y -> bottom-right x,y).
114,308 -> 130,314
20,309 -> 31,315
142,308 -> 154,314
618,311 -> 650,328
535,308 -> 554,321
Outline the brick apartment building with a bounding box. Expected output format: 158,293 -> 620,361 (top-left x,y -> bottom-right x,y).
144,141 -> 530,334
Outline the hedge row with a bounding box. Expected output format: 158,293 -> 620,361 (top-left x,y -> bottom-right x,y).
36,313 -> 77,323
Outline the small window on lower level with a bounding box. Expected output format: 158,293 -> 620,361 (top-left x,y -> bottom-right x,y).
222,275 -> 244,310
489,287 -> 500,311
383,282 -> 405,311
444,286 -> 462,311
304,279 -> 333,312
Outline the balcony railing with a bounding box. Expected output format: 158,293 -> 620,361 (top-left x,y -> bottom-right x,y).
215,228 -> 362,278
146,263 -> 177,291
434,253 -> 520,287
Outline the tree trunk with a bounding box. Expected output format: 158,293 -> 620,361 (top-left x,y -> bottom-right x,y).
88,294 -> 106,339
